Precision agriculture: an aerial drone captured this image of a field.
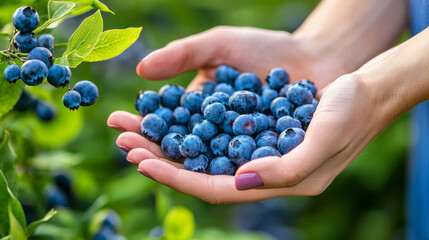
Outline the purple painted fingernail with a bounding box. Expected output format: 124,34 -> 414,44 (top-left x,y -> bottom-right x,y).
235,172 -> 264,190
126,158 -> 137,166
137,169 -> 155,181
116,139 -> 131,152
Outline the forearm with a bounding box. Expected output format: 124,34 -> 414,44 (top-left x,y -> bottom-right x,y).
294,0 -> 408,72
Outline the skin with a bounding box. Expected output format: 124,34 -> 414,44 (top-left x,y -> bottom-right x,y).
107,0 -> 426,204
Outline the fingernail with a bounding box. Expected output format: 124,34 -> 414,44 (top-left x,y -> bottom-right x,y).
126,158 -> 137,166
107,123 -> 126,132
116,139 -> 130,152
235,172 -> 264,190
137,169 -> 155,181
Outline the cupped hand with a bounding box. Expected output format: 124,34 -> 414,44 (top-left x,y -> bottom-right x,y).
108,73 -> 389,204
136,26 -> 348,91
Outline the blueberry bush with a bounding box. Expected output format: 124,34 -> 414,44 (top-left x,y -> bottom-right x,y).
0,0 -> 410,239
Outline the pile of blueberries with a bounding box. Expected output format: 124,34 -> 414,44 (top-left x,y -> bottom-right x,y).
2,6 -> 99,110
135,65 -> 317,175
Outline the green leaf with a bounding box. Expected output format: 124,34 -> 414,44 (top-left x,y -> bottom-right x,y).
0,62 -> 24,117
34,1 -> 77,33
164,206 -> 194,240
0,235 -> 10,240
26,209 -> 57,237
53,57 -> 69,66
64,10 -> 103,68
0,170 -> 26,237
84,27 -> 142,62
8,205 -> 26,240
0,131 -> 18,196
53,0 -> 114,14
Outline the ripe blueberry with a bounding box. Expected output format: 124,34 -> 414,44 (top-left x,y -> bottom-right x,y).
210,133 -> 231,156
286,83 -> 313,107
201,96 -> 220,113
234,72 -> 262,94
140,113 -> 168,143
277,128 -> 305,155
180,91 -> 205,114
46,186 -> 68,209
14,91 -> 37,111
279,84 -> 290,97
35,101 -> 56,122
161,133 -> 183,159
261,87 -> 279,111
28,47 -> 53,68
233,115 -> 256,136
154,108 -> 174,126
270,97 -> 294,119
202,81 -> 217,95
298,79 -> 317,97
168,125 -> 188,136
255,130 -> 278,148
293,104 -> 316,131
215,65 -> 239,85
187,113 -> 204,132
229,90 -> 257,114
73,81 -> 98,106
211,92 -> 230,110
251,146 -> 281,160
12,7 -> 39,32
135,90 -> 160,116
192,119 -> 218,142
276,116 -> 302,133
209,156 -> 236,175
20,59 -> 48,86
173,106 -> 191,125
214,83 -> 235,95
159,84 -> 185,109
179,134 -> 203,158
14,32 -> 37,53
204,102 -> 226,124
184,154 -> 209,173
47,64 -> 70,87
267,115 -> 277,130
251,112 -> 269,134
220,110 -> 239,135
228,135 -> 256,165
37,34 -> 54,52
4,64 -> 21,83
62,91 -> 81,110
266,68 -> 289,90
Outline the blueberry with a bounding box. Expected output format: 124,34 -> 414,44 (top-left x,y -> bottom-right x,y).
209,156 -> 236,175
46,186 -> 68,209
53,173 -> 72,197
192,120 -> 218,142
20,59 -> 48,86
234,72 -> 262,94
140,113 -> 168,143
298,79 -> 317,97
312,98 -> 319,106
62,91 -> 81,110
184,154 -> 209,173
173,106 -> 190,124
159,84 -> 185,109
277,128 -> 305,155
35,101 -> 56,122
267,115 -> 277,130
14,31 -> 37,53
201,96 -> 220,113
229,91 -> 257,114
279,84 -> 290,97
204,102 -> 226,124
251,112 -> 268,134
161,133 -> 183,159
4,64 -> 21,83
93,226 -> 115,240
255,130 -> 278,148
12,7 -> 39,32
14,91 -> 37,111
47,64 -> 70,87
154,108 -> 174,126
215,65 -> 239,85
187,113 -> 204,132
179,134 -> 203,158
251,146 -> 281,160
270,97 -> 294,119
211,92 -> 230,110
28,47 -> 53,68
262,84 -> 271,91
276,116 -> 302,133
214,83 -> 235,95
220,110 -> 239,135
102,211 -> 120,231
228,135 -> 256,165
233,115 -> 256,136
261,87 -> 279,111
210,133 -> 231,156
168,125 -> 188,136
255,93 -> 264,112
73,80 -> 99,106
293,104 -> 316,131
135,90 -> 160,116
266,68 -> 289,90
37,34 -> 54,52
286,83 -> 313,107
202,81 -> 217,95
180,91 -> 205,114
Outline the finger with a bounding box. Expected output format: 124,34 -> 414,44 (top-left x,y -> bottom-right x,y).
127,148 -> 184,168
137,159 -> 312,204
136,29 -> 228,80
235,114 -> 344,190
107,111 -> 142,133
186,71 -> 213,92
116,132 -> 166,158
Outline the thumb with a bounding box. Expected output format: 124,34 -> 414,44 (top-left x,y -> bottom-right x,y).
136,28 -> 229,80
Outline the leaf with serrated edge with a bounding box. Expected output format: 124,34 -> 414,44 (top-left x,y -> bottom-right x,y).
65,10 -> 103,60
84,27 -> 142,62
0,62 -> 24,117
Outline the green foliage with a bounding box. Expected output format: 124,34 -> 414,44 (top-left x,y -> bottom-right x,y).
0,63 -> 24,118
53,0 -> 114,14
84,27 -> 142,62
164,206 -> 195,240
0,131 -> 18,196
26,209 -> 57,237
0,171 -> 25,238
8,205 -> 26,240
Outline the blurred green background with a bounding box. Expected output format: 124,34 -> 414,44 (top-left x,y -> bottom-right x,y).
0,0 -> 410,239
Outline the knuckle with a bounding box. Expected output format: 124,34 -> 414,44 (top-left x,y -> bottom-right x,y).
200,177 -> 225,205
279,168 -> 305,187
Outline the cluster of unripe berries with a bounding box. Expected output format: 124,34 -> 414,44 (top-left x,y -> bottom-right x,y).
135,65 -> 317,175
3,6 -> 99,110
